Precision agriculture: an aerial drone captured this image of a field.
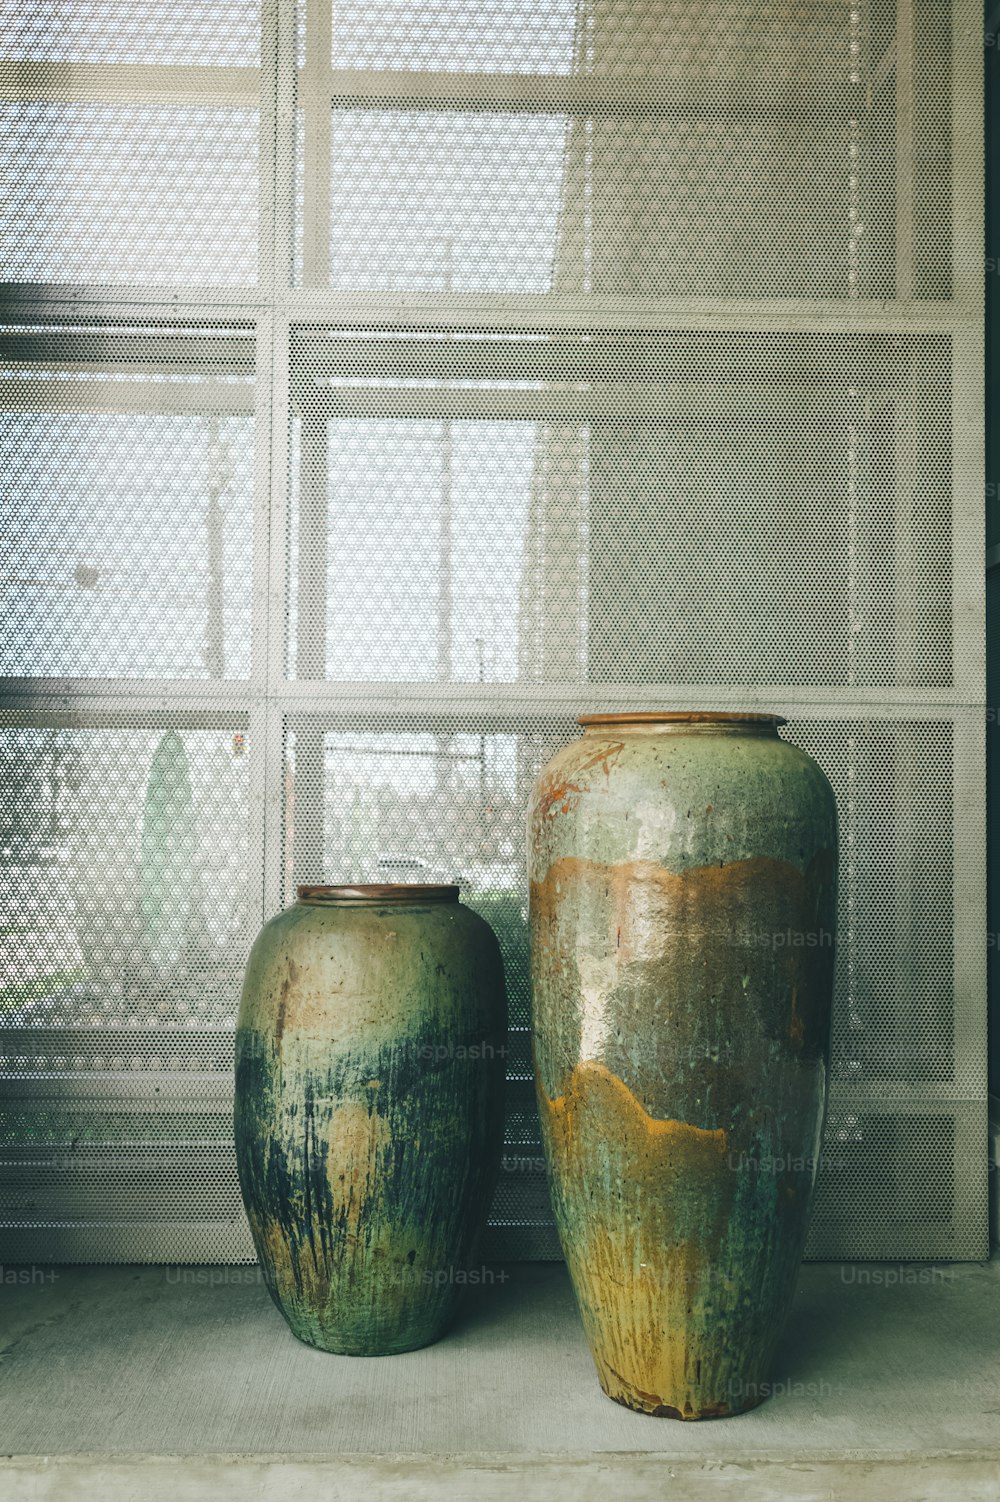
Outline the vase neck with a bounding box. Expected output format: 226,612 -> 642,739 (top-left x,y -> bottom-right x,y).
578,712 -> 784,737
296,884 -> 460,905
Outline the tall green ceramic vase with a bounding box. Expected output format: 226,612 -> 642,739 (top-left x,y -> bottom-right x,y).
235,884 -> 506,1355
529,712 -> 837,1418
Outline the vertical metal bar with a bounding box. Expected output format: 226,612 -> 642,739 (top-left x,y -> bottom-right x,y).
895,0 -> 914,300
265,310 -> 291,693
952,327 -> 987,702
892,369 -> 916,688
203,412 -> 227,681
951,0 -> 985,306
951,710 -> 990,1255
268,0 -> 298,294
952,712 -> 989,1092
258,0 -> 279,295
248,308 -> 277,934
297,415 -> 329,682
293,411 -> 329,881
437,241 -> 454,794
260,308 -> 291,921
260,701 -> 289,916
948,8 -> 988,1255
302,0 -> 331,287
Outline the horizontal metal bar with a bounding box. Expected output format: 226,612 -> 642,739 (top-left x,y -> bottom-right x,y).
820,1091 -> 993,1112
283,292 -> 983,334
277,683 -> 986,722
0,61 -> 878,113
0,287 -> 982,333
0,62 -> 260,105
0,1076 -> 235,1105
0,686 -> 252,726
289,331 -> 954,377
322,67 -> 867,112
0,681 -> 986,725
0,332 -> 255,371
1,1077 -> 985,1113
0,285 -> 266,315
0,379 -> 255,414
287,385 -> 876,421
0,1224 -> 255,1262
0,1028 -> 235,1064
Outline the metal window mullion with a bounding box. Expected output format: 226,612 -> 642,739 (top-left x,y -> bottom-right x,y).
892,370 -> 918,688
301,0 -> 331,288
258,0 -> 279,298
0,332 -> 255,367
267,681 -> 984,724
260,701 -> 289,917
261,308 -> 291,914
274,288 -> 981,332
952,713 -> 989,1101
245,309 -> 277,938
253,4 -> 295,928
290,400 -> 330,888
0,383 -> 255,415
5,287 -> 979,330
0,61 -> 259,104
288,388 -> 886,422
0,699 -> 252,732
0,286 -> 270,314
268,0 -> 299,295
952,326 -> 987,702
894,0 -> 914,301
952,0 -> 986,305
316,68 -> 865,112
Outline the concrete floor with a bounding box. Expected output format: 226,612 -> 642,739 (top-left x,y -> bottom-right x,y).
1,1258 -> 998,1499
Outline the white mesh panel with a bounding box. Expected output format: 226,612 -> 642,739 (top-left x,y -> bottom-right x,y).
1,106 -> 260,287
3,1 -> 261,65
0,0 -> 987,1264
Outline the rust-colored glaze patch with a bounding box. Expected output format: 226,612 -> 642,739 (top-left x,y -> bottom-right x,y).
536,1059 -> 741,1418
542,1058 -> 727,1158
532,850 -> 832,928
529,723 -> 837,1419
535,740 -> 625,820
531,848 -> 836,1060
530,848 -> 836,1418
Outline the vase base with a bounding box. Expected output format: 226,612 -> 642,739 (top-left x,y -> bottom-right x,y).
601,1382 -> 768,1421
284,1321 -> 453,1358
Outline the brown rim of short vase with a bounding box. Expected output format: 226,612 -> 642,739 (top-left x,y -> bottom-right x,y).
296,884 -> 461,904
578,711 -> 787,730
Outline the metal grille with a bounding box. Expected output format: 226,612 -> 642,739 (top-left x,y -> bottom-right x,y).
0,0 -> 987,1264
2,106 -> 260,287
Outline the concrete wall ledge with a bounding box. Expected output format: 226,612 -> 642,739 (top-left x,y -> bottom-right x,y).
3,1452 -> 1000,1502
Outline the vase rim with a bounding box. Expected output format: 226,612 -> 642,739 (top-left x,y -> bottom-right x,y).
296,884 -> 460,904
578,711 -> 787,729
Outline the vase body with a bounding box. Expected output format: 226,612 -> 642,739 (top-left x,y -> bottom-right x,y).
235,884 -> 506,1355
529,713 -> 837,1418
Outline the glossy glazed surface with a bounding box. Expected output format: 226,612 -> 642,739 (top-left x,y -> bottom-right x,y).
529,720 -> 837,1417
235,895 -> 506,1355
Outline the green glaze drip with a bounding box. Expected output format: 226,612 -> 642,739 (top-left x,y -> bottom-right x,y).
235,895 -> 506,1355
529,717 -> 837,1418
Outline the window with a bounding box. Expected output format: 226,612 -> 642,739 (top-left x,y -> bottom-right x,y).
0,0 -> 987,1263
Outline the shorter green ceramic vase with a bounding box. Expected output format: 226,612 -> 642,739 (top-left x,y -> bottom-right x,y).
235,884 -> 507,1355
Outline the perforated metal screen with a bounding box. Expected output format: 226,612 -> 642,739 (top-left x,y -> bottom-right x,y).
0,0 -> 988,1264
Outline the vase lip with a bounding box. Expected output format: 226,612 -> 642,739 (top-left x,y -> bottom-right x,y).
578,710 -> 787,730
296,883 -> 460,904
